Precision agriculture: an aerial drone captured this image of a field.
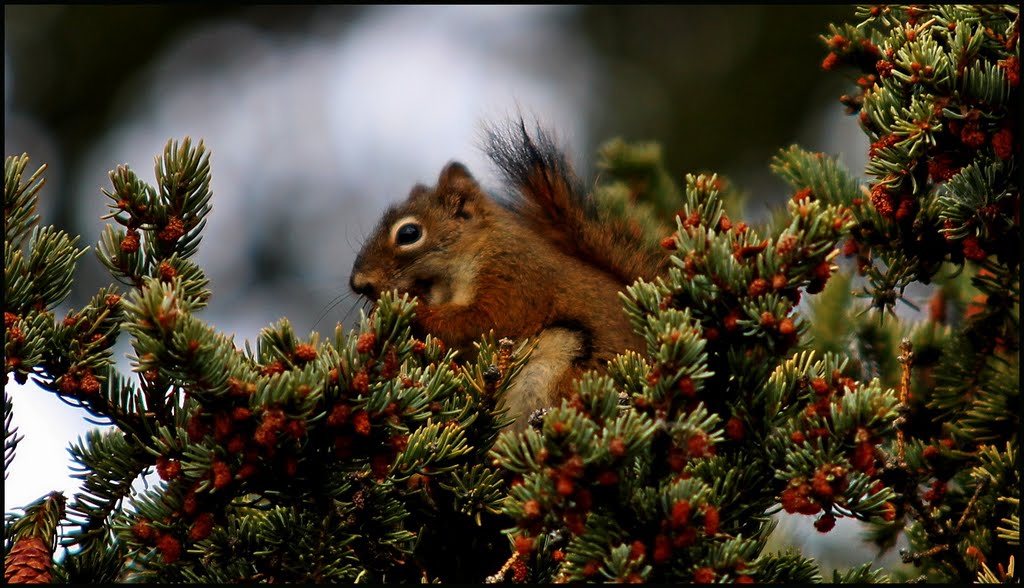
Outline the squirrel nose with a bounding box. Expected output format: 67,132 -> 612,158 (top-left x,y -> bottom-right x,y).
350,272 -> 377,299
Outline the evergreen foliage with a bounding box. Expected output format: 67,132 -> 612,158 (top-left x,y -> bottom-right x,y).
816,5 -> 1019,582
3,4 -> 1019,584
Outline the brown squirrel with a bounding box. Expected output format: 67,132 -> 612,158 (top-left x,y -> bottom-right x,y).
350,120 -> 667,430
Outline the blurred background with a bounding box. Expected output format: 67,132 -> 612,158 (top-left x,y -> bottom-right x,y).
6,4 -> 895,573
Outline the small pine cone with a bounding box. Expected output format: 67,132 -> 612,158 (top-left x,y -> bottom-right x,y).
5,536 -> 52,584
497,337 -> 515,375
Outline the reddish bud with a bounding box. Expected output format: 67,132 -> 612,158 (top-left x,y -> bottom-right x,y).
814,512 -> 837,533
236,461 -> 256,480
992,128 -> 1014,160
693,567 -> 716,583
183,489 -> 198,515
776,235 -> 796,255
812,466 -> 840,499
511,558 -> 528,583
133,519 -> 156,542
703,505 -> 720,535
158,216 -> 185,242
630,540 -> 646,561
811,378 -> 830,396
356,332 -> 377,353
724,310 -> 742,331
121,229 -> 140,253
677,377 -> 696,398
961,124 -> 986,148
779,318 -> 796,336
189,512 -> 215,541
748,278 -> 770,297
156,534 -> 182,564
881,501 -> 897,521
58,374 -> 79,394
576,488 -> 593,511
668,447 -> 688,472
557,476 -> 575,497
962,235 -> 986,261
353,410 -> 371,435
965,545 -> 986,563
564,512 -> 585,535
725,416 -> 744,441
652,534 -> 672,564
351,370 -> 370,394
646,367 -> 661,387
792,187 -> 813,202
825,34 -> 849,51
328,403 -> 351,427
381,347 -> 399,378
294,343 -> 317,362
841,237 -> 859,257
212,461 -> 232,489
671,500 -> 691,528
924,479 -> 947,506
853,441 -> 876,475
781,482 -> 821,515
687,431 -> 713,458
371,454 -> 391,479
609,437 -> 627,458
286,419 -> 306,440
718,214 -> 732,232
261,360 -> 286,376
998,55 -> 1019,87
156,457 -> 181,481
523,500 -> 541,519
895,198 -> 916,223
928,153 -> 960,182
870,183 -> 895,218
157,261 -> 177,281
79,372 -> 101,395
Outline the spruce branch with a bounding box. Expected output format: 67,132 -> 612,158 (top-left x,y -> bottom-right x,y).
3,392 -> 22,481
4,155 -> 46,249
4,491 -> 66,584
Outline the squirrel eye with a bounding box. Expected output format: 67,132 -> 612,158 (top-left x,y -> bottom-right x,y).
395,222 -> 423,246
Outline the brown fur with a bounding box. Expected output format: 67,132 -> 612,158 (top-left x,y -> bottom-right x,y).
350,122 -> 666,429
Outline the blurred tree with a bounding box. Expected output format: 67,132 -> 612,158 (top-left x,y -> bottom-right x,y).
578,6 -> 853,183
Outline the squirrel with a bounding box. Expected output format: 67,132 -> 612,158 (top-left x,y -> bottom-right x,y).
350,119 -> 667,430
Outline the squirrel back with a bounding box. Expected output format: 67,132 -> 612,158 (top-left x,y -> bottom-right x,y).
484,119 -> 667,285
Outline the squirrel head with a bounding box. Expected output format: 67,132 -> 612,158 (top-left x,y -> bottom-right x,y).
350,161 -> 493,306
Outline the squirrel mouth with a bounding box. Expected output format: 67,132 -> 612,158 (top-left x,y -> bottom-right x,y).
410,278 -> 434,302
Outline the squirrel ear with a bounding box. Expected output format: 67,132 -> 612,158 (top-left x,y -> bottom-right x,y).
437,161 -> 481,219
406,183 -> 430,202
437,161 -> 478,191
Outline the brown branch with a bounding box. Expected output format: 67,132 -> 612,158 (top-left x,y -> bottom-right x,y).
896,338 -> 914,466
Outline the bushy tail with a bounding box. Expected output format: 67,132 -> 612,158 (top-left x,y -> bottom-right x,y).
484,118 -> 667,284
